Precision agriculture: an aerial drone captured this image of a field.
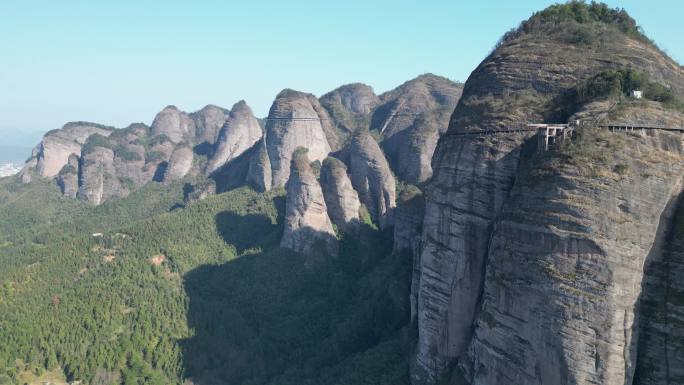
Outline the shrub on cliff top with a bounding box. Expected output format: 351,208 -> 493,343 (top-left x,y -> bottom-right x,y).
496,1 -> 646,49
522,1 -> 639,35
81,134 -> 112,154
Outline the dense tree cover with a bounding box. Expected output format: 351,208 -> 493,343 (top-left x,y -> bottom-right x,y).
522,1 -> 640,37
81,134 -> 113,155
576,69 -> 679,106
493,1 -> 664,53
546,68 -> 684,122
0,175 -> 412,384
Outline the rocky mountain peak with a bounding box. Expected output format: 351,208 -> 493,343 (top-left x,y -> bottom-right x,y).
151,105 -> 196,143
265,88 -> 334,188
206,101 -> 262,175
370,74 -> 463,183
327,83 -> 378,114
413,3 -> 684,385
191,104 -> 228,145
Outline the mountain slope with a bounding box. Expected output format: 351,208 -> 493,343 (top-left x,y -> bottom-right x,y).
413,2 -> 684,384
0,175 -> 411,385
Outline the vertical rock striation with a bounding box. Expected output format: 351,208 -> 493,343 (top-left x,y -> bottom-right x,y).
413,6 -> 684,384
466,130 -> 684,385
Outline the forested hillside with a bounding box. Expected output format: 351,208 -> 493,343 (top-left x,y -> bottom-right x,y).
0,175 -> 412,385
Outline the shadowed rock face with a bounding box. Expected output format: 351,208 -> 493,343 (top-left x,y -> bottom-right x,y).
246,138 -> 272,193
637,190 -> 684,385
57,154 -> 80,198
348,131 -> 396,229
151,106 -> 196,144
206,101 -> 262,174
280,149 -> 338,261
320,83 -> 380,135
393,186 -> 425,322
320,157 -> 360,232
191,104 -> 228,145
373,74 -> 463,183
265,89 -> 334,188
77,146 -> 120,205
412,9 -> 684,385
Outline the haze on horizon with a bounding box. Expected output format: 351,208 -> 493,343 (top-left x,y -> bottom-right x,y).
1,0 -> 682,143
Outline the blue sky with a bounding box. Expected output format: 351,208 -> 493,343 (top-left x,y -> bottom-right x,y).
0,0 -> 681,145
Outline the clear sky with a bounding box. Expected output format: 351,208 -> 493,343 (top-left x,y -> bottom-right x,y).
0,0 -> 681,144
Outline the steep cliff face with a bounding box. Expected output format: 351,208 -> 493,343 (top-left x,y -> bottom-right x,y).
57,154 -> 80,198
348,131 -> 396,229
150,105 -> 196,144
265,89 -> 334,188
163,146 -> 194,183
320,83 -> 380,135
281,149 -> 338,261
191,104 -> 228,146
33,122 -> 113,178
372,74 -> 463,183
413,4 -> 684,384
77,146 -> 119,205
466,128 -> 684,385
206,101 -> 262,174
109,124 -> 148,191
246,138 -> 272,193
320,157 -> 361,232
637,194 -> 684,385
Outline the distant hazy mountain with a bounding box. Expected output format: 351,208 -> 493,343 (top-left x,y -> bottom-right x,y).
0,127 -> 43,163
0,145 -> 31,163
0,163 -> 21,177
